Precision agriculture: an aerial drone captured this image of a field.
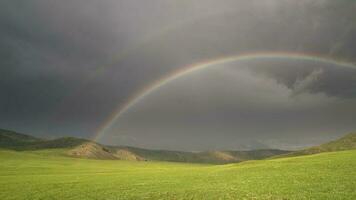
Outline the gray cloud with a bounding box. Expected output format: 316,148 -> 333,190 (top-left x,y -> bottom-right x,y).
103,60 -> 356,150
292,68 -> 324,97
0,0 -> 356,148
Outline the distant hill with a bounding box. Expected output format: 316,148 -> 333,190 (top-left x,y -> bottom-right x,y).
0,129 -> 42,148
0,129 -> 89,150
0,128 -> 289,163
279,132 -> 356,158
29,137 -> 90,150
114,147 -> 289,164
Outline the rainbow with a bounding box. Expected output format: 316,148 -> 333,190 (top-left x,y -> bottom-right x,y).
93,52 -> 356,141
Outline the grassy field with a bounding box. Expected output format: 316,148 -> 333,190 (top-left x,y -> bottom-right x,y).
0,149 -> 355,200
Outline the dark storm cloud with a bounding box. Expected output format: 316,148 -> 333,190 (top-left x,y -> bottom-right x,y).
241,60 -> 356,98
104,61 -> 356,150
0,0 -> 356,148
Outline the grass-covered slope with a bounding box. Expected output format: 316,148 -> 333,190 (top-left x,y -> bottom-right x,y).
282,132 -> 356,157
0,149 -> 355,200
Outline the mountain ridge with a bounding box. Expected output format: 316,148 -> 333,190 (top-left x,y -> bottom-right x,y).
0,129 -> 289,163
3,129 -> 356,163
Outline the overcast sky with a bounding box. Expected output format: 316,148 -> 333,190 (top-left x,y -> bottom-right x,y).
1,0 -> 356,150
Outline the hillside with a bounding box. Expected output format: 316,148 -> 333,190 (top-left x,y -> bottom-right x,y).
0,129 -> 289,163
68,142 -> 145,160
281,132 -> 356,157
0,129 -> 42,148
1,148 -> 355,199
0,130 -> 89,151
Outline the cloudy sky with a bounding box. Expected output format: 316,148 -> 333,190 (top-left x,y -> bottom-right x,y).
1,0 -> 356,150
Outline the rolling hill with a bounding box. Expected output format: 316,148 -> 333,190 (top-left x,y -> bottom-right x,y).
0,129 -> 42,148
0,129 -> 289,163
278,132 -> 356,158
0,129 -> 89,150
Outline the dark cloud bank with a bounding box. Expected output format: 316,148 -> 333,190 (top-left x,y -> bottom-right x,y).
1,0 -> 356,150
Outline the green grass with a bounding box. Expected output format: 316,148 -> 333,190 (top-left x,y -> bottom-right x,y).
0,149 -> 355,200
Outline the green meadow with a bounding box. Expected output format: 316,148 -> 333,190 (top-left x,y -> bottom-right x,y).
1,149 -> 355,200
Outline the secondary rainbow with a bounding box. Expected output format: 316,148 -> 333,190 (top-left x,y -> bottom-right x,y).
93,52 -> 356,141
